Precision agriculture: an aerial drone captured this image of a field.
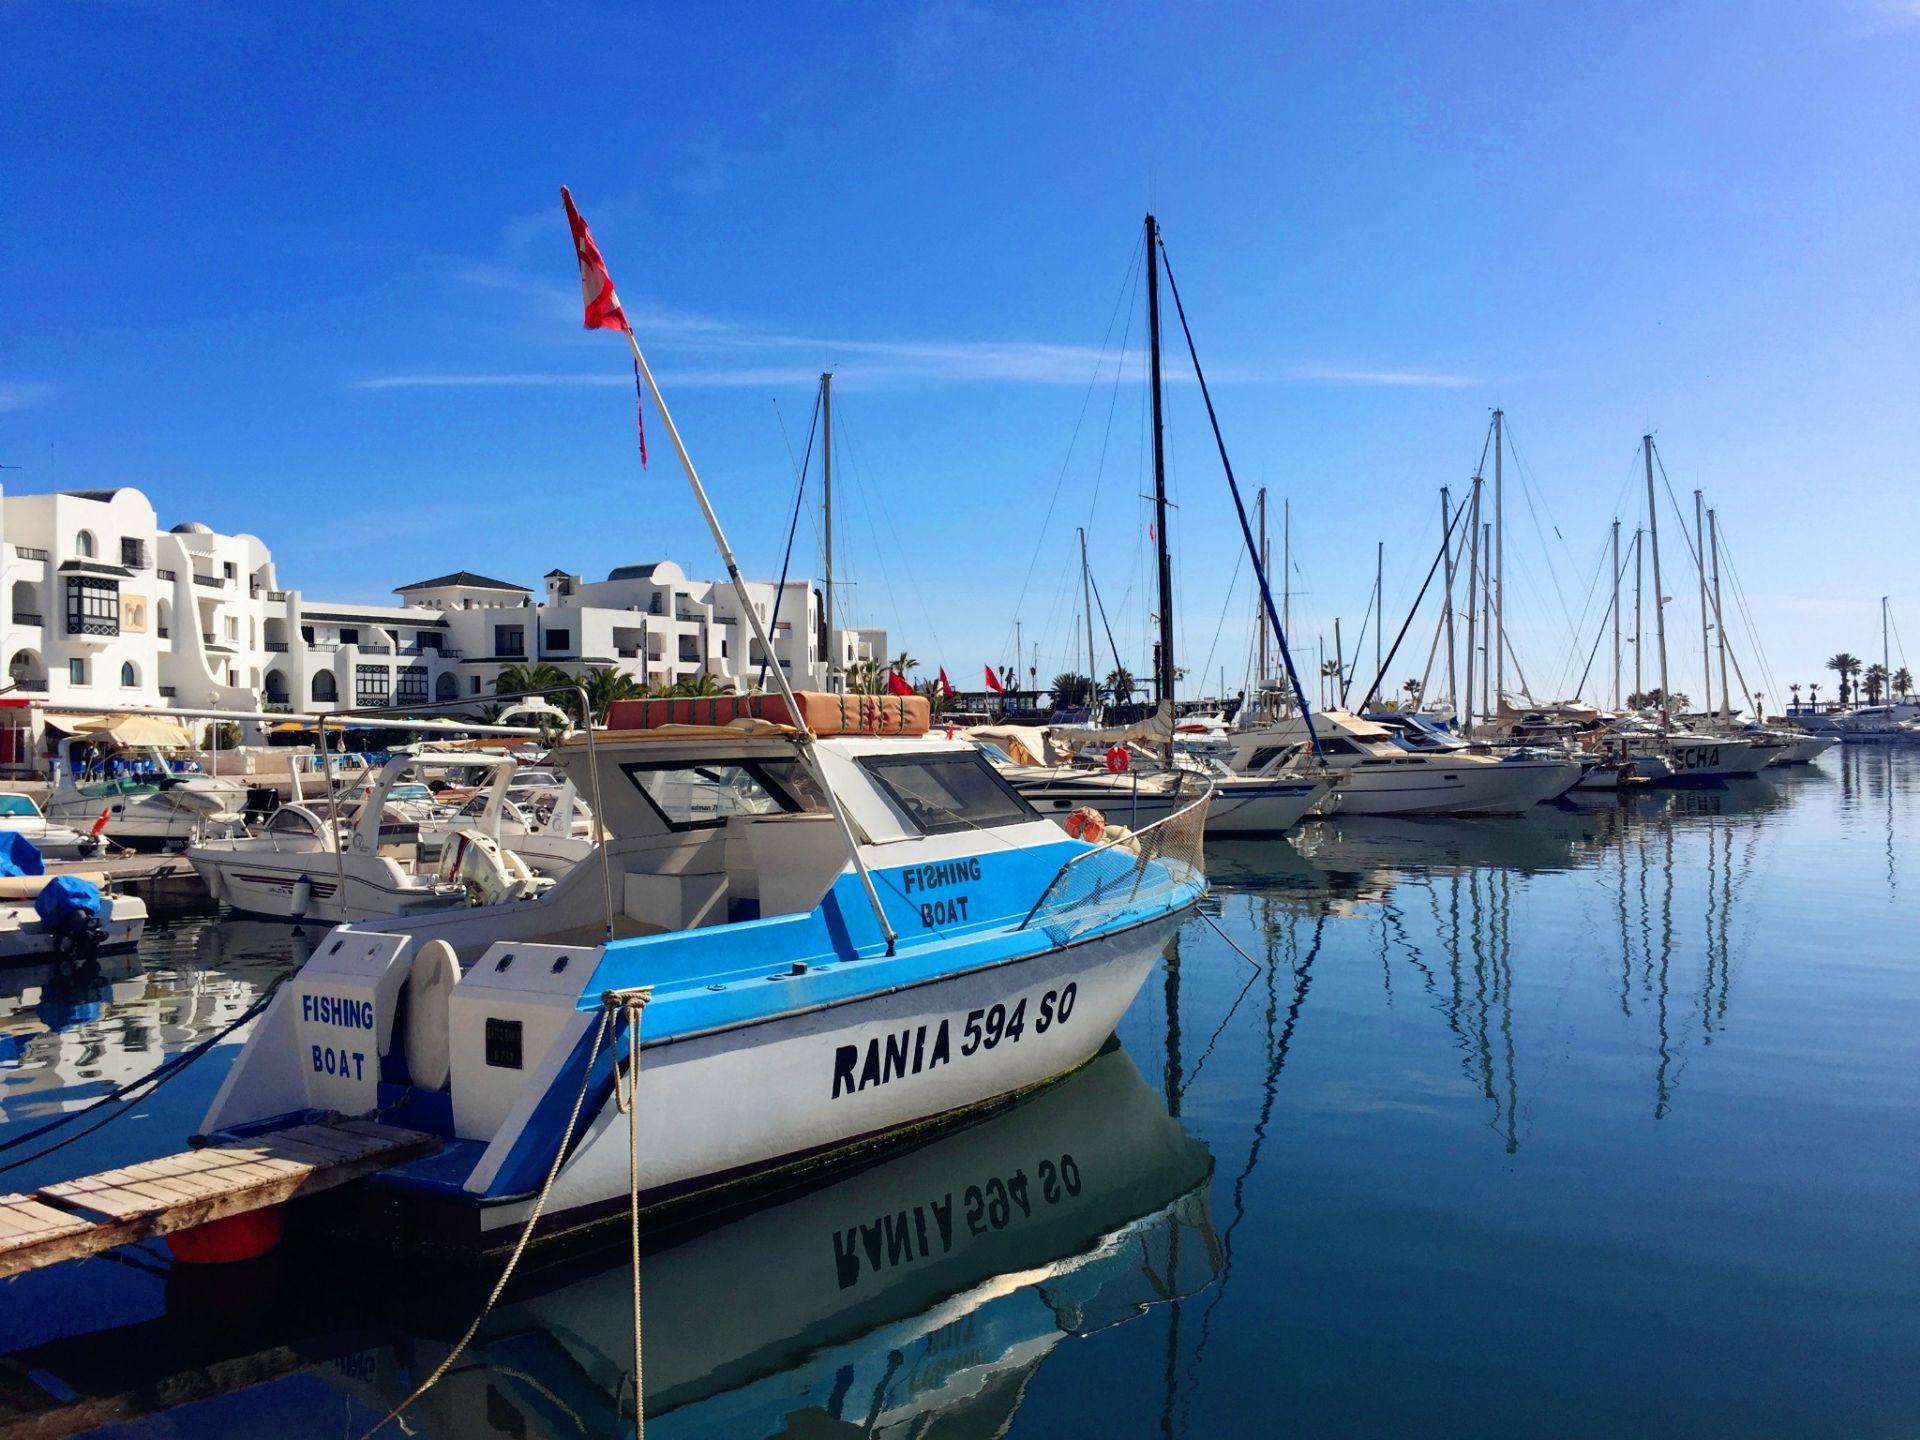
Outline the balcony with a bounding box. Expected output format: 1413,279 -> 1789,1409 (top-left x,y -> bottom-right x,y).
156,568 -> 177,581
616,647 -> 639,659
202,632 -> 217,645
264,640 -> 290,652
12,612 -> 41,627
12,546 -> 48,562
158,686 -> 176,699
359,643 -> 394,656
192,573 -> 224,589
266,589 -> 289,602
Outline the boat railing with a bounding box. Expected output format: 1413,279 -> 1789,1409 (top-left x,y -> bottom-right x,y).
1018,774 -> 1213,946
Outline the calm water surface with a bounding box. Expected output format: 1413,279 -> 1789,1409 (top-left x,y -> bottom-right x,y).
1,750 -> 1916,1437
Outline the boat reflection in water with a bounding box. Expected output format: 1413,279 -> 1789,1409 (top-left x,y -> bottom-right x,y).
0,1043 -> 1216,1438
346,1043 -> 1216,1437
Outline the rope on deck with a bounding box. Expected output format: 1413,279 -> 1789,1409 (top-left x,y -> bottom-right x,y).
611,989 -> 654,1439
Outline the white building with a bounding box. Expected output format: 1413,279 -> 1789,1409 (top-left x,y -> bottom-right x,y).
0,485 -> 886,770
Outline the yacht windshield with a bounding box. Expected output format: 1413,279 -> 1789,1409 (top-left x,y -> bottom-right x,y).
620,759 -> 821,830
0,796 -> 37,818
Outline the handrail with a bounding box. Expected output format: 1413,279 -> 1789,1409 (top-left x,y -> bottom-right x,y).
1017,772 -> 1214,933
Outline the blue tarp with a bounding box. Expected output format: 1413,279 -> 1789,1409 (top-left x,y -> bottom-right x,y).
0,831 -> 45,878
34,875 -> 102,928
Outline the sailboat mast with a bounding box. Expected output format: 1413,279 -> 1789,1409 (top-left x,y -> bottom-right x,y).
821,371 -> 835,691
1374,540 -> 1383,707
1441,487 -> 1458,714
1079,526 -> 1098,716
1481,520 -> 1493,721
1883,595 -> 1891,703
1463,476 -> 1482,732
1492,408 -> 1504,709
1695,488 -> 1711,716
1256,487 -> 1270,689
1334,617 -> 1345,709
1644,436 -> 1671,716
1711,509 -> 1731,719
1145,213 -> 1175,711
1282,499 -> 1291,643
1611,519 -> 1622,709
1634,528 -> 1644,703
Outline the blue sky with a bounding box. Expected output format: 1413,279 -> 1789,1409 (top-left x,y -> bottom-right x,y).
5,1 -> 1917,706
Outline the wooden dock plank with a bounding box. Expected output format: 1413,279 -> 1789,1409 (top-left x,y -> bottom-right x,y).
0,1122 -> 439,1278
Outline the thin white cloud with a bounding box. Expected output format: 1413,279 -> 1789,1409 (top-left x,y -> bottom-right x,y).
353,258 -> 1475,393
1854,0 -> 1920,31
0,382 -> 55,412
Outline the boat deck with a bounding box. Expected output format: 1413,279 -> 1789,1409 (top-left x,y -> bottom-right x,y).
0,1119 -> 439,1277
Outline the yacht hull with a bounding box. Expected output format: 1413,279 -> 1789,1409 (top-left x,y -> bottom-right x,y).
187,848 -> 465,923
1313,759 -> 1574,817
1204,778 -> 1329,835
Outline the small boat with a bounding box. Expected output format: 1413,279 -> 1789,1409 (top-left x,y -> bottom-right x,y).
186,752 -> 550,923
416,777 -> 599,877
0,838 -> 145,961
199,699 -> 1211,1258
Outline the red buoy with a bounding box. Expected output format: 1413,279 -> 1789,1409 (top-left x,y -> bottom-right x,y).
165,1205 -> 285,1264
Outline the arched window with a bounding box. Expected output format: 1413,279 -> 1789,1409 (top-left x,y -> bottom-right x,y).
156,597 -> 173,639
75,531 -> 95,559
435,672 -> 458,702
311,670 -> 338,703
119,660 -> 138,687
264,669 -> 288,703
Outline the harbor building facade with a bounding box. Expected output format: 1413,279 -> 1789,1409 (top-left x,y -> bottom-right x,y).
0,485 -> 885,766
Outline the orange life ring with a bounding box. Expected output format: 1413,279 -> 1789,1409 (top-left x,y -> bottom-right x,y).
1065,805 -> 1107,842
1105,745 -> 1130,774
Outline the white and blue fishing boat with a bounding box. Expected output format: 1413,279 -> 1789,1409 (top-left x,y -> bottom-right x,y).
197,193 -> 1210,1260
198,703 -> 1210,1259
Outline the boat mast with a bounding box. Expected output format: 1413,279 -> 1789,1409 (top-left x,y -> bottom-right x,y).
821,371 -> 835,692
1611,518 -> 1622,710
1256,487 -> 1270,691
1079,526 -> 1099,719
1374,540 -> 1383,708
1695,488 -> 1712,717
1334,617 -> 1345,708
1884,594 -> 1891,706
1145,213 -> 1175,719
1634,527 -> 1644,703
1481,520 -> 1493,722
1711,509 -> 1731,719
1492,408 -> 1504,710
1282,498 -> 1291,648
1463,475 -> 1482,732
1441,487 -> 1458,715
1644,435 -> 1671,720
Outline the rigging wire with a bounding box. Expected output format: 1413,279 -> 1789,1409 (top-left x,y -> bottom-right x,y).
759,387 -> 822,689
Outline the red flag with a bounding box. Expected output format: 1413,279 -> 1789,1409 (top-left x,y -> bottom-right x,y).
560,186 -> 629,333
887,668 -> 913,697
560,185 -> 646,467
938,667 -> 956,698
984,665 -> 1005,694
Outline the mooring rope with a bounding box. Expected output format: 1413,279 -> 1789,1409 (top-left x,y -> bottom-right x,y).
610,989 -> 653,1439
361,995 -> 627,1439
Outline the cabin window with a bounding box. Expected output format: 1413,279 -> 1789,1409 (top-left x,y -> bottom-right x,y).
860,751 -> 1038,835
265,807 -> 320,838
1248,746 -> 1293,770
619,759 -> 820,831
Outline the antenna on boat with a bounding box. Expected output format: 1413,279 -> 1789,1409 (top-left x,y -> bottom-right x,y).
560,187 -> 897,954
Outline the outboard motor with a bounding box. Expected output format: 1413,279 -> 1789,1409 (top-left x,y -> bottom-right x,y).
36,875 -> 107,960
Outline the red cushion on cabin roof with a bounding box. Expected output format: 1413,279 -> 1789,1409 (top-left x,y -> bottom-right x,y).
603,691 -> 930,737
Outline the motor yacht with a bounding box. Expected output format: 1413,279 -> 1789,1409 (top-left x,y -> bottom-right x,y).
45,746 -> 247,851
1228,709 -> 1578,816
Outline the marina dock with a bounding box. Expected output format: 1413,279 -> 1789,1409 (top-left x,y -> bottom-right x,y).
0,1120 -> 437,1278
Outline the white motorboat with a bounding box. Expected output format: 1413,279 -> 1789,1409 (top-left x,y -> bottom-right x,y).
416,778 -> 598,877
1364,710 -> 1587,801
45,749 -> 247,852
0,793 -> 97,860
1609,720 -> 1760,782
1229,710 -> 1579,816
187,752 -> 551,923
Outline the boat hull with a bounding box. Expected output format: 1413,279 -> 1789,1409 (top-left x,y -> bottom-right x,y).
0,896 -> 147,960
1312,759 -> 1575,817
187,847 -> 465,923
1204,778 -> 1328,835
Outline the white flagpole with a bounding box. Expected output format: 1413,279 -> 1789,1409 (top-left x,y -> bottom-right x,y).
619,327 -> 897,953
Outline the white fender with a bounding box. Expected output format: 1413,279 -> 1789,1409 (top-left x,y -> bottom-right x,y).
290,873 -> 311,918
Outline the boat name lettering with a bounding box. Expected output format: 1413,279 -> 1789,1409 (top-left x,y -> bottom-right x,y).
899,858 -> 983,894
830,983 -> 1077,1100
1674,745 -> 1721,770
310,1044 -> 366,1080
300,993 -> 374,1030
832,1152 -> 1083,1290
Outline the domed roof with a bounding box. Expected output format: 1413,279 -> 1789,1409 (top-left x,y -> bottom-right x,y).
169,521 -> 213,535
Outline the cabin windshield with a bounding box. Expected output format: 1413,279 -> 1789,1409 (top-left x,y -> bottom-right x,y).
0,795 -> 37,818
860,751 -> 1039,835
265,807 -> 322,839
620,759 -> 824,831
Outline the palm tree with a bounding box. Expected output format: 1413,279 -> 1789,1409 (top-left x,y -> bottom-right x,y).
1863,664 -> 1889,706
493,661 -> 572,699
1896,667 -> 1914,702
1808,682 -> 1821,710
1827,652 -> 1862,708
1401,678 -> 1422,710
672,671 -> 726,698
891,651 -> 919,680
846,658 -> 885,695
574,665 -> 646,724
1319,658 -> 1341,707
1104,666 -> 1137,704
1790,682 -> 1801,713
1050,672 -> 1093,709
